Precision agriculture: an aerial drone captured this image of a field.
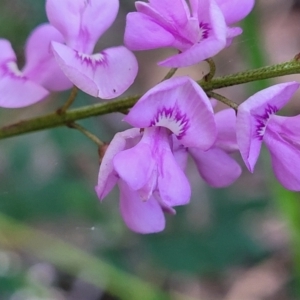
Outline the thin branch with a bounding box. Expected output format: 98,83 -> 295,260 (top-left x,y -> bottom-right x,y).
199,59 -> 300,90
57,86 -> 78,114
68,122 -> 104,147
0,95 -> 140,139
206,91 -> 239,111
203,58 -> 216,82
161,68 -> 178,81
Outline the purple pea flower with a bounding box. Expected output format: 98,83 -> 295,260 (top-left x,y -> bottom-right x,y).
124,76 -> 241,188
236,82 -> 300,190
124,0 -> 254,67
0,24 -> 72,108
96,78 -> 242,233
95,128 -> 188,234
124,76 -> 217,149
123,77 -> 241,191
46,0 -> 138,99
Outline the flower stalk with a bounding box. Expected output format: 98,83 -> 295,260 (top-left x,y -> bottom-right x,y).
161,68 -> 178,81
67,122 -> 104,147
203,58 -> 216,82
1,59 -> 300,140
57,86 -> 78,114
206,91 -> 238,111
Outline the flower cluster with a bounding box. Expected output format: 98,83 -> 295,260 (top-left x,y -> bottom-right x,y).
124,0 -> 255,67
0,24 -> 72,108
0,0 -> 138,107
95,77 -> 243,233
3,0 -> 300,234
96,77 -> 300,233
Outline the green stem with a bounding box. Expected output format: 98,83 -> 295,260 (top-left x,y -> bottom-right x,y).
199,59 -> 300,91
161,68 -> 178,81
68,122 -> 104,147
0,95 -> 140,139
57,86 -> 78,114
206,91 -> 238,111
203,58 -> 216,82
1,59 -> 300,140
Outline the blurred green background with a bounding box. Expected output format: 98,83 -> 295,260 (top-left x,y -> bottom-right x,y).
0,1 -> 300,299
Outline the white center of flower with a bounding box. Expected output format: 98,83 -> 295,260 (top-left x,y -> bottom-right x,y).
198,22 -> 210,40
6,61 -> 23,77
77,52 -> 105,66
151,107 -> 189,137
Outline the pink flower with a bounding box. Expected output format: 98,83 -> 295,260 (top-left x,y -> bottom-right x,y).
124,76 -> 241,187
46,0 -> 138,99
236,82 -> 300,190
124,76 -> 217,149
0,24 -> 71,108
124,0 -> 254,67
123,76 -> 241,191
95,128 -> 189,234
95,78 -> 242,233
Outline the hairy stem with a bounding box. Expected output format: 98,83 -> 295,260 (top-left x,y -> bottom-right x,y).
1,59 -> 300,140
199,58 -> 300,90
0,95 -> 139,139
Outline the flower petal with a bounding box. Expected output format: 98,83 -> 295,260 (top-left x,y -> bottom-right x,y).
119,181 -> 165,234
189,147 -> 241,187
157,136 -> 191,206
124,76 -> 216,149
124,12 -> 175,50
80,0 -> 119,53
126,1 -> 196,52
0,39 -> 16,65
126,0 -> 227,67
46,0 -> 119,53
0,74 -> 49,108
46,0 -> 83,49
215,0 -> 255,25
113,131 -> 156,191
22,23 -> 72,91
236,102 -> 262,172
264,128 -> 300,191
225,26 -> 243,47
237,82 -> 300,172
214,108 -> 238,152
143,0 -> 190,25
239,82 -> 300,115
159,0 -> 227,67
270,114 -> 300,144
0,39 -> 49,107
158,34 -> 226,67
172,136 -> 188,170
51,42 -> 138,99
95,128 -> 141,200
